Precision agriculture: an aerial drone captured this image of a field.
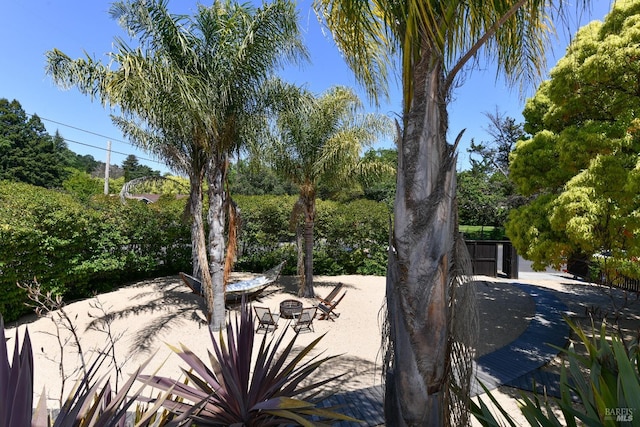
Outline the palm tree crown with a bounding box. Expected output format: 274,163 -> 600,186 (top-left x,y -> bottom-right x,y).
46,0 -> 308,330
271,86 -> 392,297
315,0 -> 556,112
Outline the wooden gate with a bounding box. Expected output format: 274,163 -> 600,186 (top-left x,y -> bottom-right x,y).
502,240 -> 518,279
465,240 -> 518,278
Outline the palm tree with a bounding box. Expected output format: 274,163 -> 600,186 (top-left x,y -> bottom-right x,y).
313,0 -> 588,425
46,0 -> 307,331
270,86 -> 392,297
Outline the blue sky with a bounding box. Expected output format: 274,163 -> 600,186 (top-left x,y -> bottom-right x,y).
1,1 -> 614,175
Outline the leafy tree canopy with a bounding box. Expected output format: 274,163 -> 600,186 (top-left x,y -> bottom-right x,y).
62,169 -> 104,201
0,98 -> 70,188
228,159 -> 297,196
507,0 -> 640,269
468,109 -> 524,177
460,109 -> 526,229
360,148 -> 396,208
457,170 -> 510,228
68,153 -> 101,174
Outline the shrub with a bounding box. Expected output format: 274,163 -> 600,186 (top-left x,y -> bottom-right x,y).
0,184 -> 387,322
0,181 -> 93,320
0,314 -> 161,427
234,195 -> 389,276
233,195 -> 297,273
319,199 -> 389,275
80,195 -> 190,288
471,318 -> 640,426
0,181 -> 191,322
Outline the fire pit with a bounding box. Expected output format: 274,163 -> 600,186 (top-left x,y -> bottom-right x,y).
280,299 -> 302,319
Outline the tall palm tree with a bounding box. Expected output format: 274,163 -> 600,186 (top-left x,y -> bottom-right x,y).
313,0 -> 588,425
46,0 -> 307,331
271,86 -> 392,297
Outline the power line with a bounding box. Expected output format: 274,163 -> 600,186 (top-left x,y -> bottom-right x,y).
27,113 -> 129,145
25,112 -> 166,166
62,136 -> 166,165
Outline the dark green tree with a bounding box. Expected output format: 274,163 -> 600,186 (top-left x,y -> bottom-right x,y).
121,154 -> 140,182
121,154 -> 159,182
67,153 -> 100,174
459,109 -> 525,229
457,170 -> 500,227
360,148 -> 397,208
469,109 -> 524,176
0,99 -> 69,188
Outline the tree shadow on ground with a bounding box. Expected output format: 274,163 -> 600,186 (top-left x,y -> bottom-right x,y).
473,280 -> 536,357
295,350 -> 382,397
227,276 -> 356,310
84,276 -> 208,356
84,274 -> 369,372
498,278 -> 640,401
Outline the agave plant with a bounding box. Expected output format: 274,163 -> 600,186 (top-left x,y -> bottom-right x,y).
50,356 -> 159,427
0,315 -> 168,427
471,317 -> 640,426
1,315 -> 41,427
139,299 -> 359,426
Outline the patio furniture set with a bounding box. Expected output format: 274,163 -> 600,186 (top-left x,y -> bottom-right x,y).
254,282 -> 347,334
178,263 -> 346,334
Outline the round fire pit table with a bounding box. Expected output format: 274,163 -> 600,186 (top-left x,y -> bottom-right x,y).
280,299 -> 303,319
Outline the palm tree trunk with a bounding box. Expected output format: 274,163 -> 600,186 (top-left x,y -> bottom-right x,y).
296,223 -> 305,288
384,56 -> 457,426
206,153 -> 228,331
190,189 -> 202,280
299,191 -> 316,298
188,171 -> 215,324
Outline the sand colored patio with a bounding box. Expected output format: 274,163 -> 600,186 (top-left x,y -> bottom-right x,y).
5,271 -> 640,425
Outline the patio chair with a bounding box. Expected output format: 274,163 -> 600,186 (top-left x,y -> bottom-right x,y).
316,291 -> 346,321
316,282 -> 344,305
254,306 -> 280,333
292,307 -> 317,333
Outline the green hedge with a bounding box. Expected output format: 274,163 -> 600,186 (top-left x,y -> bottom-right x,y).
0,182 -> 390,323
459,225 -> 506,240
0,181 -> 90,320
234,196 -> 390,276
0,181 -> 191,322
233,195 -> 298,274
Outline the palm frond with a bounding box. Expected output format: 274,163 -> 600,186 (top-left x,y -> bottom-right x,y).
315,0 -> 587,109
313,0 -> 395,105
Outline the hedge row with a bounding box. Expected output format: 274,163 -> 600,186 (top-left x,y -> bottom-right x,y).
0,181 -> 191,322
233,195 -> 390,276
0,182 -> 391,323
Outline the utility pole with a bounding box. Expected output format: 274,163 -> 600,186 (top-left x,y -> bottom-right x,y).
104,140 -> 111,195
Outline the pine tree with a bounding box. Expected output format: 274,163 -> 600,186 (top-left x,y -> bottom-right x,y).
0,98 -> 69,188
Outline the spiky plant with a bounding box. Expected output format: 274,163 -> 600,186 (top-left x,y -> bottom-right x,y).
471,317 -> 640,426
139,300 -> 359,426
0,315 -> 165,427
1,315 -> 39,427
